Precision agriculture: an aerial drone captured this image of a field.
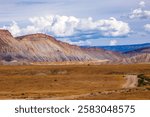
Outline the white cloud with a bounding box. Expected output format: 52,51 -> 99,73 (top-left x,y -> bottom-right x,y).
129,1 -> 150,19
144,24 -> 150,32
63,38 -> 92,46
3,21 -> 21,36
129,8 -> 150,19
2,15 -> 130,39
95,17 -> 130,37
110,40 -> 118,46
139,1 -> 145,8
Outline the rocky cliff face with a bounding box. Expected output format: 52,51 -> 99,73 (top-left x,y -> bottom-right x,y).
0,30 -> 122,63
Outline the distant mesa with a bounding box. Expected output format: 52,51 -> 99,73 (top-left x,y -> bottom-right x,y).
0,29 -> 150,65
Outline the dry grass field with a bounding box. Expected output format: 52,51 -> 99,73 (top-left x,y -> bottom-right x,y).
0,64 -> 150,100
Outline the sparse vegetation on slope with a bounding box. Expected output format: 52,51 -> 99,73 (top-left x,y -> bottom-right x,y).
137,74 -> 150,87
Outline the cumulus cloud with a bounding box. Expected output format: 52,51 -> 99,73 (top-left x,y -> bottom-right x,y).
129,1 -> 150,19
63,38 -> 92,46
144,24 -> 150,32
3,21 -> 21,36
139,1 -> 145,7
2,15 -> 130,43
110,40 -> 118,46
129,8 -> 150,19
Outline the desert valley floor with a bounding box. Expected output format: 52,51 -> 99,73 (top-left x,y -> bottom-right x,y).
0,64 -> 150,100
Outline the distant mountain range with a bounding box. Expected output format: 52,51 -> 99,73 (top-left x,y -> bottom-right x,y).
0,29 -> 149,65
81,43 -> 150,53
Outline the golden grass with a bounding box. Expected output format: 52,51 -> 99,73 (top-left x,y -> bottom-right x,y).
0,64 -> 150,99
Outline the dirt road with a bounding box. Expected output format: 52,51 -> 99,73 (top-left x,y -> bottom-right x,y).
122,75 -> 138,88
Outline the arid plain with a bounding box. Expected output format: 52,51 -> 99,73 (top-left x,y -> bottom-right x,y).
0,64 -> 150,100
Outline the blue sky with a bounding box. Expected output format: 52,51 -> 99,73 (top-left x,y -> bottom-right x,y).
0,0 -> 150,46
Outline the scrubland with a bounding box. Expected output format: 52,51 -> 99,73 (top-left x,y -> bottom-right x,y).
0,64 -> 150,99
